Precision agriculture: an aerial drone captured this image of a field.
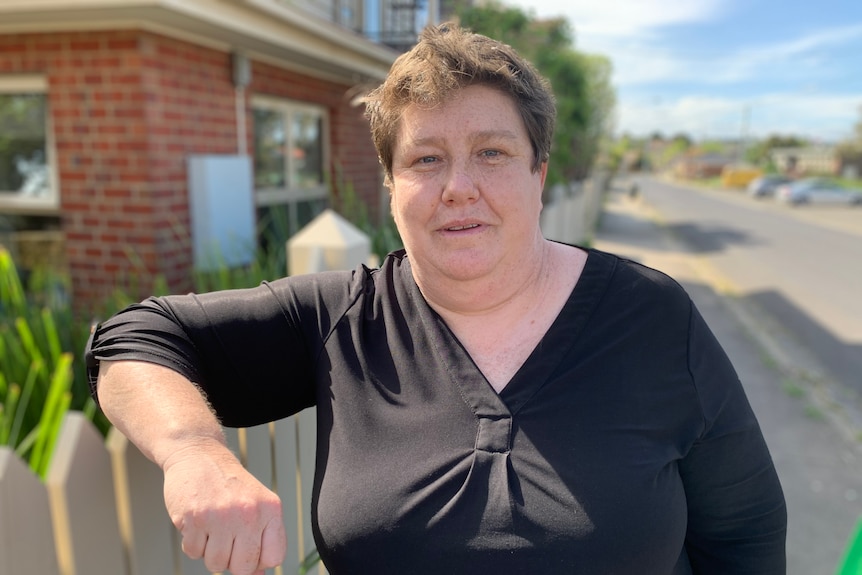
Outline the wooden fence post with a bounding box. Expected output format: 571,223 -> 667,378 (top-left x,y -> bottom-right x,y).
273,416 -> 302,575
46,412 -> 126,575
106,429 -> 175,575
0,446 -> 61,574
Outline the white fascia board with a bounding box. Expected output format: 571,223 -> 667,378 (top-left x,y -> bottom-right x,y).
165,0 -> 396,80
0,0 -> 397,82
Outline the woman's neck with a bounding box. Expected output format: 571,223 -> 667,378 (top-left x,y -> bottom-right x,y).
415,238 -> 554,320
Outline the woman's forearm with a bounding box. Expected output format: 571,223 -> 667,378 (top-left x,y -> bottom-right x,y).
96,359 -> 287,574
96,359 -> 229,468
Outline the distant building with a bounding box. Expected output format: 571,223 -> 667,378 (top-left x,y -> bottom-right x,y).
0,0 -> 450,310
673,152 -> 734,179
771,145 -> 840,176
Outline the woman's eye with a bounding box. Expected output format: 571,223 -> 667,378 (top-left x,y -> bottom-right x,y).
482,149 -> 502,158
417,156 -> 437,165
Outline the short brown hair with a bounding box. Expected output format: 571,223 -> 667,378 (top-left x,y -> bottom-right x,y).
363,23 -> 556,185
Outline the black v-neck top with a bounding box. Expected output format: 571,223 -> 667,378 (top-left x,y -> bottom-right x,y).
86,248 -> 786,574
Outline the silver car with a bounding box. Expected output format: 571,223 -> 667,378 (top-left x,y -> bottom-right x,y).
775,178 -> 862,206
747,174 -> 791,197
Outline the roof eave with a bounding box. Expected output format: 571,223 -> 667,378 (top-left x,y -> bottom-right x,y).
0,0 -> 398,83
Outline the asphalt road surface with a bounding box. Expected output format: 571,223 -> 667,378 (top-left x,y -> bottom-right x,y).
633,176 -> 862,399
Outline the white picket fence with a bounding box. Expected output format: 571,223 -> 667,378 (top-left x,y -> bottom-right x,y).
0,410 -> 322,575
0,184 -> 604,575
540,175 -> 607,247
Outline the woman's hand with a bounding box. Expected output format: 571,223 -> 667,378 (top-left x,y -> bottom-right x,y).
163,445 -> 287,575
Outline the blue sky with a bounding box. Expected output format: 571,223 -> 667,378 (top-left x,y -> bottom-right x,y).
505,0 -> 862,143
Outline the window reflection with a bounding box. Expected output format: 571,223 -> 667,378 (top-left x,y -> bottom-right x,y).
0,93 -> 50,198
253,108 -> 287,189
292,112 -> 323,188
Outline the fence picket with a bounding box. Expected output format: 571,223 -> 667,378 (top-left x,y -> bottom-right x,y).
0,446 -> 61,574
274,416 -> 302,575
107,429 -> 175,575
296,408 -> 324,575
243,422 -> 278,575
46,411 -> 126,575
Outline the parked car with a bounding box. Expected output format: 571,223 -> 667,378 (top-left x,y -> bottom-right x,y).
747,174 -> 792,197
775,178 -> 862,205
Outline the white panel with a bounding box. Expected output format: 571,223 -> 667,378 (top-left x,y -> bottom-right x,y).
188,155 -> 256,271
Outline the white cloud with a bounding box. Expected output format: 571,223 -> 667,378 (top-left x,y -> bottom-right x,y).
506,0 -> 726,86
706,23 -> 862,85
510,1 -> 862,87
508,0 -> 724,38
588,22 -> 862,87
619,93 -> 862,141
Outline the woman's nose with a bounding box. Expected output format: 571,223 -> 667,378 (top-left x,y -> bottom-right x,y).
441,165 -> 479,204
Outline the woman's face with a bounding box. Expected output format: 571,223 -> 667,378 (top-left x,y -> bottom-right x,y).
390,84 -> 547,286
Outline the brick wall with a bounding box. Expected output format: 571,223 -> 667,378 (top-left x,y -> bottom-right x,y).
0,29 -> 383,312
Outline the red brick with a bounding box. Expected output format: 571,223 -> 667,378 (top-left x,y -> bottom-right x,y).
70,40 -> 101,51
107,38 -> 139,51
33,40 -> 62,51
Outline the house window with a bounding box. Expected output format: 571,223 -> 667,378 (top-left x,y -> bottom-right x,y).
0,76 -> 57,212
252,97 -> 329,242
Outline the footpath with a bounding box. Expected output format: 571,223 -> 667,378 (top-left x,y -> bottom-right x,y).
592,185 -> 862,575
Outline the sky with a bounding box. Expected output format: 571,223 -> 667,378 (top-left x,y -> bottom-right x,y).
504,0 -> 862,143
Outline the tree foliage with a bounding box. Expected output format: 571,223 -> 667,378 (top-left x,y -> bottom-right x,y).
454,2 -> 616,184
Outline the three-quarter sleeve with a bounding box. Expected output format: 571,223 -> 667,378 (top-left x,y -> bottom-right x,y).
680,302 -> 787,574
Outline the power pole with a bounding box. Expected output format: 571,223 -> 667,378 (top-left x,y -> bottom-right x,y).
738,104 -> 750,163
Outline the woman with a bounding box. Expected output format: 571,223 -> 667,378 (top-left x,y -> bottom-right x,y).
86,24 -> 786,575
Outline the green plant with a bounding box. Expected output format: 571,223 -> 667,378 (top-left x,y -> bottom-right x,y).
0,247 -> 103,477
298,548 -> 321,574
781,379 -> 805,398
193,208 -> 295,292
331,166 -> 402,260
804,405 -> 826,421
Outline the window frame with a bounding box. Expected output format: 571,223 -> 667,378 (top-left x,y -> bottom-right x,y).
251,95 -> 330,208
0,75 -> 59,213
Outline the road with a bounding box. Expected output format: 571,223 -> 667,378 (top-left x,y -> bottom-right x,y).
633,176 -> 862,399
594,178 -> 862,574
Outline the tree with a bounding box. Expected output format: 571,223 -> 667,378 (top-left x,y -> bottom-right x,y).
656,137 -> 691,170
455,2 -> 616,184
670,133 -> 693,148
569,52 -> 616,180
